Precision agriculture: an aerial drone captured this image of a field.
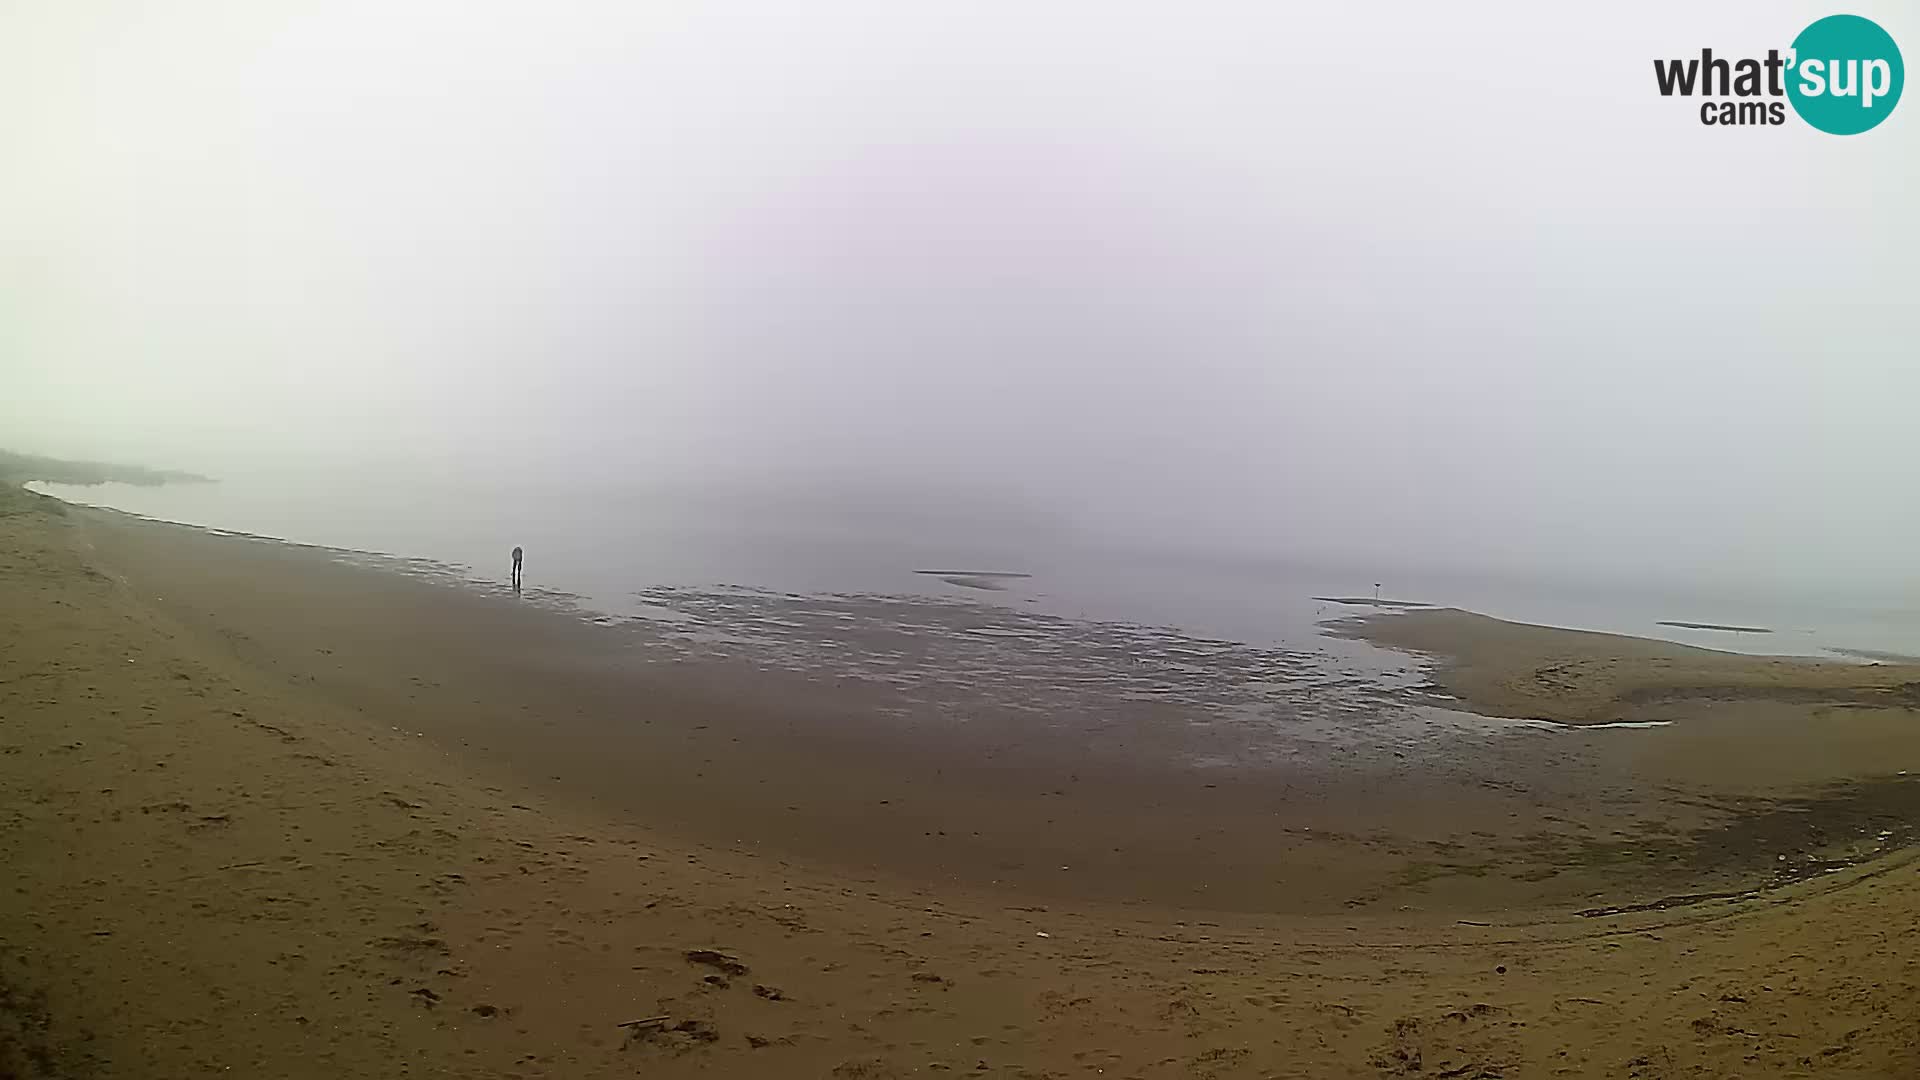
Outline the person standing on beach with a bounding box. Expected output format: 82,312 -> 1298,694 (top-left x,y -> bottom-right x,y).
510,545 -> 523,594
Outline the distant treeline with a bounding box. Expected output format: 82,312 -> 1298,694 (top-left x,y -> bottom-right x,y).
0,449 -> 212,487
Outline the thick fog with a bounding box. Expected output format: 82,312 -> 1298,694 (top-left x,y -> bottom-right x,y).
4,2 -> 1915,594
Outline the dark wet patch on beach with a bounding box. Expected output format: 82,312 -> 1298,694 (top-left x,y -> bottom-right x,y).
1657,620 -> 1772,634
1827,646 -> 1920,664
1613,680 -> 1920,711
0,958 -> 78,1079
1385,773 -> 1920,913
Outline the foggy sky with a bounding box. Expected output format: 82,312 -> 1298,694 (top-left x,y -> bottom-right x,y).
3,2 -> 1915,594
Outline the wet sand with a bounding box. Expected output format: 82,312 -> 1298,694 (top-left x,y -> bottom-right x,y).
8,487 -> 1920,1077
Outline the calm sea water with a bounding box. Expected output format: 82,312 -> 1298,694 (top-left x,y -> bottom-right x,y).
32,476 -> 1920,664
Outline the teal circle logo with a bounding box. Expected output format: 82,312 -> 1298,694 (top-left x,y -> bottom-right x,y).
1787,15 -> 1904,134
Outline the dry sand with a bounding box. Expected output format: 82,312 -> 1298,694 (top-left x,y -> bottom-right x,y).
6,485 -> 1920,1077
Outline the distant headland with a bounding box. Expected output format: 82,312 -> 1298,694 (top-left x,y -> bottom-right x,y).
1312,596 -> 1434,609
0,449 -> 213,487
913,570 -> 1033,592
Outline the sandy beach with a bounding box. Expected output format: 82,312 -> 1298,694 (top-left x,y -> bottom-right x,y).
7,484 -> 1920,1078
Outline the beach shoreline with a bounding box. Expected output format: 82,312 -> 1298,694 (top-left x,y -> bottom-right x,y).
71,502 -> 1920,908
9,485 -> 1920,1076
